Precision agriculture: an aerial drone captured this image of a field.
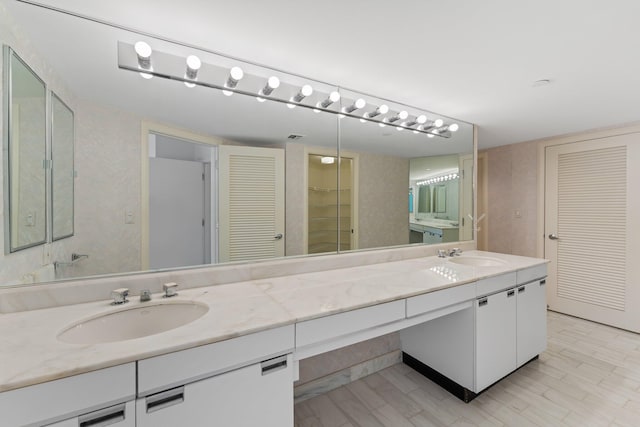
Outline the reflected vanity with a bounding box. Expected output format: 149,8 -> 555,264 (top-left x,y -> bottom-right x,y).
0,1 -> 474,288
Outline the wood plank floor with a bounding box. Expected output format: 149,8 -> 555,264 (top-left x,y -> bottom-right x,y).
294,311 -> 640,427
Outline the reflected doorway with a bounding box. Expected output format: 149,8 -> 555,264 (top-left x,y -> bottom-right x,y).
306,154 -> 355,254
148,134 -> 216,269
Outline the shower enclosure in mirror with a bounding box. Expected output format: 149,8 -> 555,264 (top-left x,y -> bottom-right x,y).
0,0 -> 474,288
51,93 -> 74,241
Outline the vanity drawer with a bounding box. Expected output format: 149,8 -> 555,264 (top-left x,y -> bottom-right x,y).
406,283 -> 475,318
295,300 -> 405,348
0,363 -> 135,427
517,263 -> 548,284
476,272 -> 517,297
137,324 -> 294,396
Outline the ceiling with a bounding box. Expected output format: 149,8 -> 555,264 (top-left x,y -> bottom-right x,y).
15,0 -> 640,148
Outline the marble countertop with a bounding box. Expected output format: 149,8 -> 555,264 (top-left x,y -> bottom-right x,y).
410,220 -> 459,230
0,250 -> 547,393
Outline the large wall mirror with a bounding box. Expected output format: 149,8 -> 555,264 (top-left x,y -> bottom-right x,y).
0,0 -> 474,287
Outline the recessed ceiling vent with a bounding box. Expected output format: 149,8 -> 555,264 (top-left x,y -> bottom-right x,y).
287,134 -> 305,140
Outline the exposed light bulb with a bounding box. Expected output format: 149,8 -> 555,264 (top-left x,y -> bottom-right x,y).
134,41 -> 152,69
186,55 -> 201,77
291,84 -> 313,103
366,104 -> 389,119
343,98 -> 366,114
224,66 -> 244,91
417,115 -> 427,124
449,123 -> 459,132
140,72 -> 153,80
317,91 -> 341,109
399,111 -> 409,120
434,119 -> 444,127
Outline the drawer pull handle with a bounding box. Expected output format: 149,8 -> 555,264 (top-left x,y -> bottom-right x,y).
540,279 -> 546,285
507,290 -> 515,297
79,403 -> 126,427
261,355 -> 288,376
478,298 -> 488,307
518,286 -> 525,293
146,386 -> 185,413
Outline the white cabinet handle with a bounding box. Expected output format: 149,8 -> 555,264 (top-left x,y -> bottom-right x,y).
79,403 -> 126,427
261,355 -> 288,376
507,290 -> 515,298
478,297 -> 488,307
146,386 -> 185,413
274,233 -> 283,240
518,286 -> 525,293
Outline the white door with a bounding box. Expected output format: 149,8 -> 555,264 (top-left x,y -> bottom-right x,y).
475,289 -> 517,392
149,157 -> 205,269
218,146 -> 285,262
136,358 -> 293,427
516,279 -> 547,367
545,135 -> 640,331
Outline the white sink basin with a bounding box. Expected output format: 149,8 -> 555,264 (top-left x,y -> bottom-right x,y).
448,256 -> 507,267
58,301 -> 208,344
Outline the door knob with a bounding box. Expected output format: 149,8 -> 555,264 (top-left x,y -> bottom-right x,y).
548,234 -> 559,240
274,233 -> 283,240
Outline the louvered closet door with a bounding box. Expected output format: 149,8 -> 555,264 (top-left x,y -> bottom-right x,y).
545,134 -> 640,331
219,146 -> 285,262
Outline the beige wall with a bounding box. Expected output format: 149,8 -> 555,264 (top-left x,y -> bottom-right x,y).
481,140 -> 538,257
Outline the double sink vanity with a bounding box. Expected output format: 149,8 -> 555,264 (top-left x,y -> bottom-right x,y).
0,249 -> 547,426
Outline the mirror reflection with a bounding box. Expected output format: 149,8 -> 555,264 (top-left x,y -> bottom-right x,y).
3,47 -> 47,253
51,93 -> 74,241
0,1 -> 473,287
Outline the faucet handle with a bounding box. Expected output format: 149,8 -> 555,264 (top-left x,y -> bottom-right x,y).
437,249 -> 447,258
163,282 -> 178,298
452,248 -> 462,256
140,289 -> 152,302
111,288 -> 129,305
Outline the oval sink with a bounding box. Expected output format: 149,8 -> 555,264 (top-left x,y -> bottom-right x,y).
448,256 -> 507,267
58,301 -> 208,344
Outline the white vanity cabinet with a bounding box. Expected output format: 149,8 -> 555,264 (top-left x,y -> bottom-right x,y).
136,324 -> 295,427
474,269 -> 547,392
136,355 -> 292,427
0,363 -> 136,427
475,287 -> 517,391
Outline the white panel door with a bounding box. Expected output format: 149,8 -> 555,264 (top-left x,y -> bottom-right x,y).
137,357 -> 293,427
218,146 -> 285,262
545,135 -> 640,331
149,157 -> 205,269
516,280 -> 547,367
475,289 -> 517,392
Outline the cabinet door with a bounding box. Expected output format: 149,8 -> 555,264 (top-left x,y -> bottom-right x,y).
475,289 -> 517,392
517,280 -> 547,366
137,355 -> 293,427
46,401 -> 135,427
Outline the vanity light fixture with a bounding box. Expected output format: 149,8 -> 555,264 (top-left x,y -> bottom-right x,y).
184,55 -> 201,88
119,42 -> 455,139
364,104 -> 389,119
257,76 -> 281,102
222,66 -> 244,96
416,172 -> 459,186
287,84 -> 313,108
342,98 -> 366,114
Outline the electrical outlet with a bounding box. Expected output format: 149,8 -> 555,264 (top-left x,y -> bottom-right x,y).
125,210 -> 135,224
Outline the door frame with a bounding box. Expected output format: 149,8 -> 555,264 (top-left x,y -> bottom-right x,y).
140,122 -> 225,270
303,147 -> 359,254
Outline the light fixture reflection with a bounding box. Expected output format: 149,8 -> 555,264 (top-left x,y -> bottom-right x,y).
257,76 -> 280,102
343,98 -> 366,114
365,104 -> 389,119
184,55 -> 201,88
317,91 -> 341,109
223,66 -> 244,96
321,156 -> 335,164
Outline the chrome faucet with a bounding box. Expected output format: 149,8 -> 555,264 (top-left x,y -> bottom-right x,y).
449,248 -> 462,257
140,289 -> 152,302
111,288 -> 129,305
163,282 -> 178,298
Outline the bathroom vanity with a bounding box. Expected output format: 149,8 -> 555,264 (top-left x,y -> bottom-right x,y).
0,250 -> 547,426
